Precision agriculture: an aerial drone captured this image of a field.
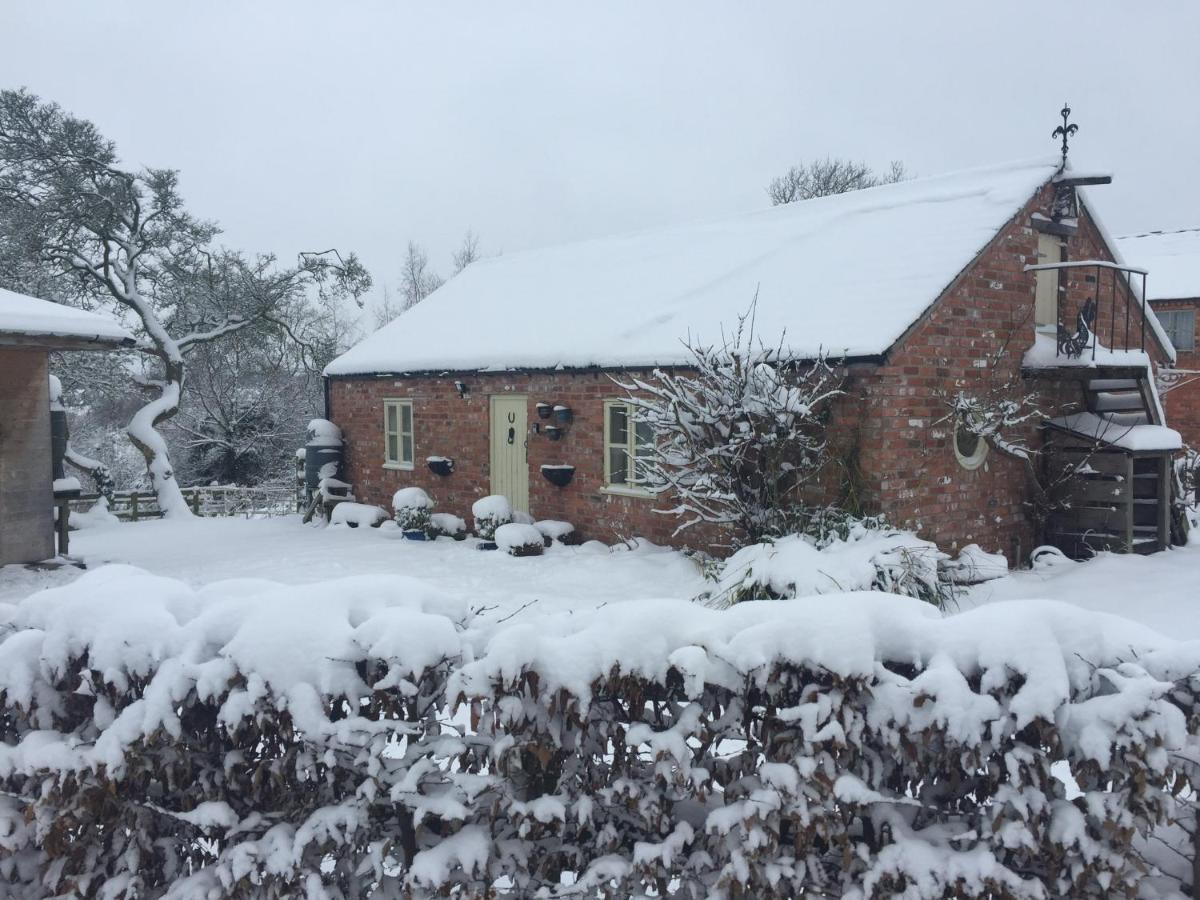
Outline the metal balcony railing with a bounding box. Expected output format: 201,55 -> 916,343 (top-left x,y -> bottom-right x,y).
1022,260 -> 1149,361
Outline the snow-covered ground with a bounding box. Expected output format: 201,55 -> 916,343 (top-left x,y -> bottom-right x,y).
962,544 -> 1200,639
0,516 -> 708,619
0,514 -> 1195,640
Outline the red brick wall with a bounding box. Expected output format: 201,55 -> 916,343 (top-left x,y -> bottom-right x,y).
328,371 -> 726,549
840,183 -> 1172,560
1150,297 -> 1200,449
327,182 -> 1172,561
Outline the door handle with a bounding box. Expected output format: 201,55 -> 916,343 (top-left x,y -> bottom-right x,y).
507,426 -> 515,445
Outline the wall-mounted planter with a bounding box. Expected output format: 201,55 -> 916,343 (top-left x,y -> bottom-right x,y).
535,402 -> 552,420
545,426 -> 562,441
541,464 -> 575,488
553,405 -> 572,424
426,456 -> 454,477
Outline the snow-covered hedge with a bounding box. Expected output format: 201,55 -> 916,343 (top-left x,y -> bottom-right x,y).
494,522 -> 545,556
1,566 -> 1197,898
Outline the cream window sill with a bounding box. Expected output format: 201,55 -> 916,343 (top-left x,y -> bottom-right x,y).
382,462 -> 414,471
600,484 -> 656,500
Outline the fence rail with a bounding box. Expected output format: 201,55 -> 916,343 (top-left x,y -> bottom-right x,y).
69,484 -> 300,522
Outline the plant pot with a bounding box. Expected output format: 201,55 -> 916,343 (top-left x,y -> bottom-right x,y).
535,403 -> 552,420
541,464 -> 575,488
546,426 -> 562,441
403,530 -> 427,541
477,540 -> 498,551
553,405 -> 572,424
426,457 -> 454,477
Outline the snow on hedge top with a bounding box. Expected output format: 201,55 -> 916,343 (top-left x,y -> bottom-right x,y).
1115,227 -> 1200,301
0,287 -> 132,345
326,159 -> 1062,374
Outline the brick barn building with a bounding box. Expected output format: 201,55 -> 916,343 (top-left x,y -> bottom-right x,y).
0,288 -> 133,566
1116,228 -> 1200,449
325,158 -> 1181,561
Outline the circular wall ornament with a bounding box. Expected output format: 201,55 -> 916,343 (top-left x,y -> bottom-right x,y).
953,421 -> 989,470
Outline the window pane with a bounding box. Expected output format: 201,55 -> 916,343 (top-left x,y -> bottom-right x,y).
608,448 -> 628,484
401,403 -> 412,434
608,404 -> 628,446
402,435 -> 413,464
387,434 -> 398,463
1164,310 -> 1195,351
386,404 -> 397,434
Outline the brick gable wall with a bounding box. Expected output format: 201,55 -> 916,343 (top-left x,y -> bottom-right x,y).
328,182 -> 1172,560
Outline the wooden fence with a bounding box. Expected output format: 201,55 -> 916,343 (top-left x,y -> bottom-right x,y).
69,484 -> 301,522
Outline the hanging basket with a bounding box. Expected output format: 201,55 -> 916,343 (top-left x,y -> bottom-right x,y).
426,456 -> 454,477
541,464 -> 575,488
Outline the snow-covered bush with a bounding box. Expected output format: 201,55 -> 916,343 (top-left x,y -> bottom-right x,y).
430,513 -> 467,540
940,543 -> 1008,584
494,522 -> 545,557
0,567 -> 1196,898
329,502 -> 389,528
535,519 -> 577,545
471,494 -> 512,541
393,486 -> 435,535
619,304 -> 841,548
712,521 -> 952,607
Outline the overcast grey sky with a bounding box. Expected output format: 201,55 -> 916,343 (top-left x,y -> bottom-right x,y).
2,1 -> 1198,312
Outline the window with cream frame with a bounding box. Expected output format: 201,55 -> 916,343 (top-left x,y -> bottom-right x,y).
603,400 -> 655,493
383,399 -> 414,469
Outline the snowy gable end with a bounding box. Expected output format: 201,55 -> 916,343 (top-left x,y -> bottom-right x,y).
325,157 -> 1180,561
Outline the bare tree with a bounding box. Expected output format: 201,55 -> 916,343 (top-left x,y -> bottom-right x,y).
399,240 -> 444,311
452,228 -> 480,274
767,157 -> 907,206
0,89 -> 370,515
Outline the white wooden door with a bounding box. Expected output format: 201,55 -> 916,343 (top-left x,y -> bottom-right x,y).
489,395 -> 529,512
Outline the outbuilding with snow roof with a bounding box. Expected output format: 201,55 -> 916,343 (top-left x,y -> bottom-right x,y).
326,158 -> 1181,560
1116,227 -> 1200,451
0,287 -> 134,566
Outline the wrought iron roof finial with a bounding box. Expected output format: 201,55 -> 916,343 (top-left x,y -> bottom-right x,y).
1052,103 -> 1078,168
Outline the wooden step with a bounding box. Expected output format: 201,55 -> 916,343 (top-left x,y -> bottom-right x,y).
1087,378 -> 1140,391
1091,391 -> 1148,412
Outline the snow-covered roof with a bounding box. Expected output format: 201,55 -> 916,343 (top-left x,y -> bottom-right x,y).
327,158 -> 1065,375
1114,228 -> 1200,301
0,287 -> 133,348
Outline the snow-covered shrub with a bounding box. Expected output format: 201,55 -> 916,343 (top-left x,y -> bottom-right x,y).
535,519 -> 577,545
494,522 -> 545,557
712,522 -> 952,607
393,486 -> 435,535
329,502 -> 389,528
430,513 -> 467,540
0,567 -> 1195,898
619,304 -> 842,549
940,543 -> 1008,584
471,494 -> 512,541
68,496 -> 121,530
